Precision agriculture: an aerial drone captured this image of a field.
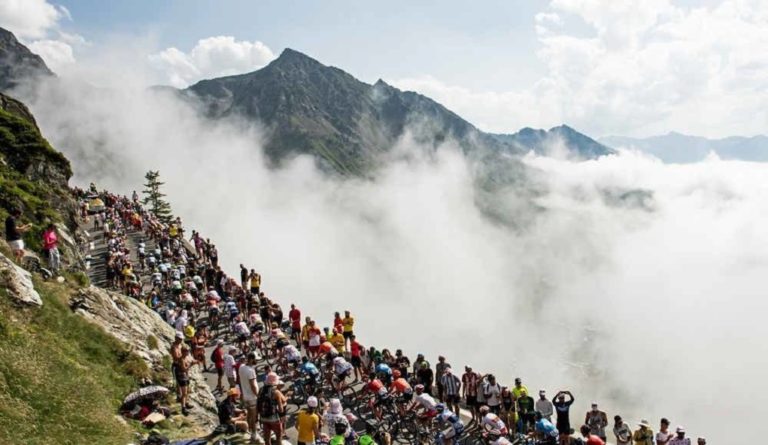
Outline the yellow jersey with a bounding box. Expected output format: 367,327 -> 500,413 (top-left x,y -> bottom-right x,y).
329,333 -> 346,353
342,316 -> 354,333
296,410 -> 319,443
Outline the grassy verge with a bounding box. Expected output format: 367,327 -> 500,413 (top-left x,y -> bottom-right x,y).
0,278 -> 147,445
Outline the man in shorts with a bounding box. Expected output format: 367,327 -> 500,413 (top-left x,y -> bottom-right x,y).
238,352 -> 260,442
441,367 -> 462,414
5,208 -> 30,263
462,366 -> 481,423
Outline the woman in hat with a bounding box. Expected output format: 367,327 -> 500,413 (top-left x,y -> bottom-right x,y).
633,419 -> 654,445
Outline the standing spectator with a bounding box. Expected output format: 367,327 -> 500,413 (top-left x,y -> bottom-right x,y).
512,377 -> 529,399
553,390 -> 575,436
668,427 -> 690,445
296,396 -> 321,445
349,335 -> 364,382
176,346 -> 195,415
259,372 -> 287,445
42,223 -> 61,274
536,389 -> 554,421
416,361 -> 434,395
633,420 -> 654,445
239,264 -> 248,289
435,356 -> 451,401
211,339 -> 226,392
249,270 -> 260,295
483,374 -> 503,414
580,424 -> 606,445
462,366 -> 481,423
5,208 -> 30,263
613,415 -> 632,445
441,367 -> 462,414
239,352 -> 260,443
333,312 -> 343,333
223,348 -> 237,388
289,304 -> 302,347
395,349 -> 411,379
413,353 -> 429,375
517,389 -> 535,433
585,403 -> 608,442
656,418 -> 672,445
342,310 -> 354,349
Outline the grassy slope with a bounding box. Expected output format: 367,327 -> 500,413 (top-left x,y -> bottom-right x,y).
0,105 -> 72,252
0,273 -> 152,445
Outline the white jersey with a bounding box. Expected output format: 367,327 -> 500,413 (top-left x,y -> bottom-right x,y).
482,413 -> 507,432
333,358 -> 353,375
233,321 -> 249,336
415,393 -> 437,411
283,344 -> 300,361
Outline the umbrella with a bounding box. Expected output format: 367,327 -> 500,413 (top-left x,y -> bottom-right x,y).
122,385 -> 170,407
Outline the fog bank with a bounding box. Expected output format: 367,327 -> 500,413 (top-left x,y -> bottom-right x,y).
24,76 -> 768,444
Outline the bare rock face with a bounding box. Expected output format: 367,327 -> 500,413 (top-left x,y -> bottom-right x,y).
74,286 -> 218,431
0,252 -> 43,306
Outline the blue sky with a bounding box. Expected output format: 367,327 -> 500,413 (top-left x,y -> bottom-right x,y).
1,0 -> 767,137
53,0 -> 547,91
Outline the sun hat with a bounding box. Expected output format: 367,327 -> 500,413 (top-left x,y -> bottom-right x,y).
638,419 -> 651,428
329,398 -> 342,414
266,372 -> 283,386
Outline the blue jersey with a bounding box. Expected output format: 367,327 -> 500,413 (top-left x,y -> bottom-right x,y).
535,419 -> 558,438
300,361 -> 320,377
375,363 -> 392,376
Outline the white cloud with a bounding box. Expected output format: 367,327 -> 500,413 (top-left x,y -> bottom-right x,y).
149,36 -> 276,88
392,0 -> 768,138
27,39 -> 75,72
0,0 -> 65,39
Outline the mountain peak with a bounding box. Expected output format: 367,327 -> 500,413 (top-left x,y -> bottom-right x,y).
270,48 -> 323,68
0,26 -> 54,92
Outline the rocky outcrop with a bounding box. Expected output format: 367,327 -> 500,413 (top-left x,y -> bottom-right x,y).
73,286 -> 218,432
0,26 -> 54,93
0,251 -> 43,306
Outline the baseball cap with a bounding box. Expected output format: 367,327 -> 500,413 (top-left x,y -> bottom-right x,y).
174,332 -> 184,339
228,387 -> 240,397
676,426 -> 685,433
307,396 -> 318,408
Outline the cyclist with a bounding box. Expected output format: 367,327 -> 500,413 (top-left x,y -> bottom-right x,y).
333,356 -> 354,392
533,412 -> 559,445
282,342 -> 302,369
299,356 -> 322,390
409,384 -> 438,423
486,429 -> 512,445
434,403 -> 465,445
480,405 -> 509,436
364,374 -> 390,419
375,360 -> 393,386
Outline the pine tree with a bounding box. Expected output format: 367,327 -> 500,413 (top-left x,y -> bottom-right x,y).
141,170 -> 173,223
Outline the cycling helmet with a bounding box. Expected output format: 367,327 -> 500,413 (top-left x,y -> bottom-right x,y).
392,369 -> 401,379
479,405 -> 490,415
358,435 -> 375,445
414,384 -> 425,393
333,356 -> 345,365
435,403 -> 445,413
334,421 -> 348,435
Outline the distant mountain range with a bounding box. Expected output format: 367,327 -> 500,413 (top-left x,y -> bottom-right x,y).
0,27 -> 53,93
600,133 -> 768,163
0,26 -> 615,177
183,48 -> 613,175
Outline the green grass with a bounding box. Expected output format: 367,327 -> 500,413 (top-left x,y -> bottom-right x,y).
0,279 -> 145,445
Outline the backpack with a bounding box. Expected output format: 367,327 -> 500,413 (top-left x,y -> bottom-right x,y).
256,385 -> 276,417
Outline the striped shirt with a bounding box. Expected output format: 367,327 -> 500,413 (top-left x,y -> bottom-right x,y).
441,373 -> 461,396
